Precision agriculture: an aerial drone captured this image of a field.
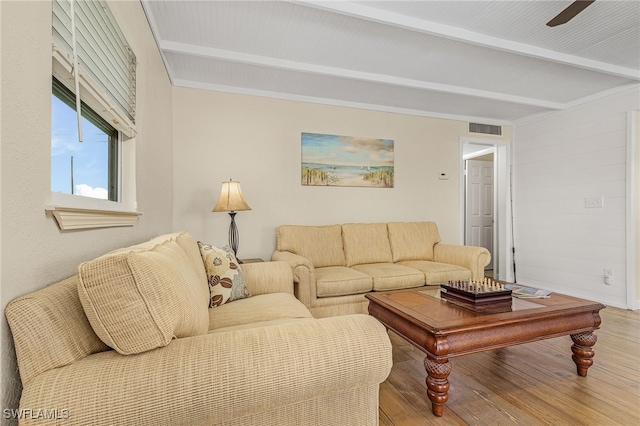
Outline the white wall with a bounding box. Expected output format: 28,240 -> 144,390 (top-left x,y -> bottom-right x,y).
633,111 -> 640,308
172,88 -> 512,260
0,0 -> 174,416
513,87 -> 640,309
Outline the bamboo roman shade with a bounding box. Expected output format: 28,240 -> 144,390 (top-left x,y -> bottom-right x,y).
52,0 -> 136,136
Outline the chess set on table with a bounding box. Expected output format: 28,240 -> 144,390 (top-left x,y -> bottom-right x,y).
440,278 -> 513,313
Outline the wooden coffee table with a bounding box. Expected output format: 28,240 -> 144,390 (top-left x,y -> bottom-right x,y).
365,286 -> 605,417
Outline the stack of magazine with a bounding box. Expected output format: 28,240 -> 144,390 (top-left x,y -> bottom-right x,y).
504,284 -> 552,298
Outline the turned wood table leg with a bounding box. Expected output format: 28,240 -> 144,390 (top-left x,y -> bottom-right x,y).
571,331 -> 597,377
424,356 -> 452,417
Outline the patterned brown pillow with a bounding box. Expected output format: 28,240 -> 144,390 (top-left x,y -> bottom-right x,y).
198,242 -> 251,307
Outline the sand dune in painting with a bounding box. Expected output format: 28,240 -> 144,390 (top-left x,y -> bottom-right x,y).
336,175 -> 379,187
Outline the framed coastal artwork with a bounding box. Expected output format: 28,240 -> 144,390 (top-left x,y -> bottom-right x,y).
301,132 -> 394,188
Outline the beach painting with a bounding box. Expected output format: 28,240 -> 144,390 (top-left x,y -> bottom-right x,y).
301,132 -> 394,188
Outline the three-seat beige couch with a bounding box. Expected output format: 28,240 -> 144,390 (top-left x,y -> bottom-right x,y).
5,231 -> 392,425
272,222 -> 490,318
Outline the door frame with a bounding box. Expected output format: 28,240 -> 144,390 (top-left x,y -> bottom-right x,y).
459,137 -> 514,282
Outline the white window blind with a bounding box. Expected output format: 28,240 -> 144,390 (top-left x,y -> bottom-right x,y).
52,0 -> 136,136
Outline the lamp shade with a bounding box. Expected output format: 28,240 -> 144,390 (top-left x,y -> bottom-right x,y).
212,180 -> 251,212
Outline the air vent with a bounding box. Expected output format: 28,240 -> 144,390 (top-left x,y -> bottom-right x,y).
469,122 -> 502,136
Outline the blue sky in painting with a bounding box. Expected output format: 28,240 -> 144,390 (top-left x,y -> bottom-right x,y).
51,95 -> 109,199
301,132 -> 394,167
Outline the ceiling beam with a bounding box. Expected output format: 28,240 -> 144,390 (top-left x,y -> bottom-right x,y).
160,39 -> 565,110
172,77 -> 519,125
293,0 -> 639,81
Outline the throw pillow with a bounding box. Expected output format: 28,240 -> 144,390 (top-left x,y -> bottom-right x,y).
198,242 -> 252,307
77,239 -> 210,355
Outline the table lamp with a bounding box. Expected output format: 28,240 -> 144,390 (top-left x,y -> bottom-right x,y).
212,179 -> 251,261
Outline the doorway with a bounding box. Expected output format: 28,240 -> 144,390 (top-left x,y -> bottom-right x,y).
460,138 -> 513,282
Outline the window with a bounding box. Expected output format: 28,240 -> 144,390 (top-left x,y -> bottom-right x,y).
47,0 -> 139,230
52,78 -> 119,201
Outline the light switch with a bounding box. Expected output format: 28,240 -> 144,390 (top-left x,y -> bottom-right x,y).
585,196 -> 603,208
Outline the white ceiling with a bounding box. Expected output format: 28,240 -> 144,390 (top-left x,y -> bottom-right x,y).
141,0 -> 640,124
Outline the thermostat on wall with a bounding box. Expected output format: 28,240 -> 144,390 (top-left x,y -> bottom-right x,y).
438,172 -> 449,180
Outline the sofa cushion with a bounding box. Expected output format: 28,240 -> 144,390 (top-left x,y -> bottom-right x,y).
77,239 -> 210,355
106,231 -> 209,297
342,223 -> 393,267
387,222 -> 441,262
198,242 -> 251,307
398,260 -> 471,285
351,263 -> 425,291
208,293 -> 313,330
175,231 -> 209,290
315,266 -> 373,298
276,225 -> 346,267
210,317 -> 317,333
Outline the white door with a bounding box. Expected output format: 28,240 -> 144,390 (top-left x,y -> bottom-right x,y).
465,158 -> 494,270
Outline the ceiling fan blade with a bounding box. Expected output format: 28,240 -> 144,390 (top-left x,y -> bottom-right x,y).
547,0 -> 595,27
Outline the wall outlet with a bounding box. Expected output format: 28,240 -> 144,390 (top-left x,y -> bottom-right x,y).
604,268 -> 614,285
585,196 -> 603,208
438,171 -> 449,180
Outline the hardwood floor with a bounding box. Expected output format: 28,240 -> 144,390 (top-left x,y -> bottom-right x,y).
379,306 -> 640,425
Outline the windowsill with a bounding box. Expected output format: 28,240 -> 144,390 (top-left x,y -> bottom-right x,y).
46,205 -> 141,230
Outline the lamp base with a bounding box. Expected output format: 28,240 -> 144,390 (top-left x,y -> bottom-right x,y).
228,211 -> 241,260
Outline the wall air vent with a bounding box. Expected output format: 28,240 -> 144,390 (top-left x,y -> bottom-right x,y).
469,122 -> 502,136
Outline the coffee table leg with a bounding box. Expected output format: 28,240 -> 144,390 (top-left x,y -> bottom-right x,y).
571,331 -> 597,377
424,355 -> 451,417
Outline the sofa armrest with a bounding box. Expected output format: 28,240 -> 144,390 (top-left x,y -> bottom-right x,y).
21,315 -> 392,426
271,250 -> 316,308
433,243 -> 491,280
271,250 -> 314,271
241,260 -> 294,296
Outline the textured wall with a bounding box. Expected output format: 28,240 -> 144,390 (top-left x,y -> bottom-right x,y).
513,87 -> 639,309
0,0 -> 174,419
635,111 -> 640,308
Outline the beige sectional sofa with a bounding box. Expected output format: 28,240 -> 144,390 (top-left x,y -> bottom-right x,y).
272,222 -> 490,318
5,231 -> 392,426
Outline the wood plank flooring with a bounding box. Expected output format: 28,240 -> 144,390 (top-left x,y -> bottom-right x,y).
379,306 -> 640,426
